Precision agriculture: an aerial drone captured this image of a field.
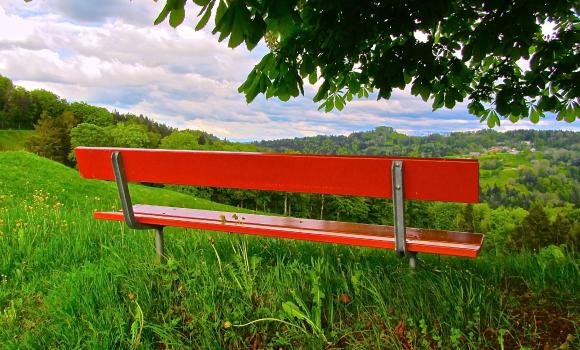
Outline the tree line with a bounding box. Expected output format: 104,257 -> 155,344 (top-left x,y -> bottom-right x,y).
0,75 -> 263,165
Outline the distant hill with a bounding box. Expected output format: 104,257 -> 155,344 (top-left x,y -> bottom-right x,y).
256,127 -> 580,157
0,130 -> 33,151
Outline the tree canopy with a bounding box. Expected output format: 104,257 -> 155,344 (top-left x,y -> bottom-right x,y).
154,0 -> 579,126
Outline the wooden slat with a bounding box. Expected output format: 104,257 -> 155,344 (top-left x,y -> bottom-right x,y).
94,205 -> 484,258
76,147 -> 479,203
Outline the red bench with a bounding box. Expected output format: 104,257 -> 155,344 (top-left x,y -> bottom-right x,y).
75,147 -> 484,267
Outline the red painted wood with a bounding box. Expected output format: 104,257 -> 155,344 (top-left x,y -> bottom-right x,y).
76,147 -> 479,203
94,205 -> 484,258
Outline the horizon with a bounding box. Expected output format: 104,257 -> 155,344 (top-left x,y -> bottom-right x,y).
0,1 -> 577,141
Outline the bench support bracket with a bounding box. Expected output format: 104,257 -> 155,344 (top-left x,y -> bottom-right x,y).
112,151 -> 165,260
392,160 -> 417,268
392,160 -> 406,256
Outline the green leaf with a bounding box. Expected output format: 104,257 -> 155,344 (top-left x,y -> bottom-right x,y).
154,0 -> 175,25
192,0 -> 210,5
509,114 -> 519,123
245,16 -> 266,51
403,71 -> 412,84
468,101 -> 485,117
195,3 -> 213,31
169,8 -> 186,28
288,75 -> 300,97
277,82 -> 290,101
411,82 -> 421,96
278,92 -> 291,102
538,95 -> 558,111
277,14 -> 295,37
282,302 -> 308,321
444,93 -> 456,109
308,71 -> 317,85
301,57 -> 315,76
558,104 -> 577,123
256,53 -> 274,72
324,96 -> 335,112
265,86 -> 277,99
279,62 -> 289,78
419,86 -> 430,101
214,0 -> 227,27
377,87 -> 392,99
434,22 -> 441,44
495,90 -> 510,116
244,75 -> 261,103
217,8 -> 235,42
529,106 -> 543,123
346,91 -> 353,102
313,81 -> 330,102
487,111 -> 500,128
238,69 -> 257,92
335,95 -> 345,111
228,3 -> 251,48
432,93 -> 444,110
228,25 -> 244,48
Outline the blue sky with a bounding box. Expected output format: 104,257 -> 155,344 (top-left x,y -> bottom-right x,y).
0,0 -> 577,141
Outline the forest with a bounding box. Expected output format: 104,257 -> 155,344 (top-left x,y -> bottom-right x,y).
1,73 -> 578,258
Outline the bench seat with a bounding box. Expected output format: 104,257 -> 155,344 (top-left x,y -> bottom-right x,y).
95,204 -> 484,258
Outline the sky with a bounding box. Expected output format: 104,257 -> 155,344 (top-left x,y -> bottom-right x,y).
0,1 -> 577,141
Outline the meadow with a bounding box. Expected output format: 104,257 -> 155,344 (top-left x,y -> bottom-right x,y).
0,151 -> 578,349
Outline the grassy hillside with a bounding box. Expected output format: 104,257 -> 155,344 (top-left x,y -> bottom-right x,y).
0,130 -> 34,151
0,151 -> 238,211
0,152 -> 577,349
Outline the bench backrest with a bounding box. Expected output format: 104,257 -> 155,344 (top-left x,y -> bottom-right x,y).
75,147 -> 479,203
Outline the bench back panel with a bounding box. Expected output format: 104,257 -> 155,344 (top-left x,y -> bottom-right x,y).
75,147 -> 479,203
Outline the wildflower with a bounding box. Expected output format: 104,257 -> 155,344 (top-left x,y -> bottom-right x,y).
223,321 -> 232,329
128,293 -> 135,300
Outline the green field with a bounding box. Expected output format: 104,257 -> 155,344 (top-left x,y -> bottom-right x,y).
0,130 -> 34,151
0,152 -> 578,349
478,152 -> 541,189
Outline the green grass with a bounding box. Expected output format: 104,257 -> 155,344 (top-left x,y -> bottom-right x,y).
0,130 -> 34,151
0,152 -> 578,349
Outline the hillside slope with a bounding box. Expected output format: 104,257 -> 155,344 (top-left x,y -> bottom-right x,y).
0,151 -> 236,211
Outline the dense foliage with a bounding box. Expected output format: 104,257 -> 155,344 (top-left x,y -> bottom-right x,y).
154,0 -> 579,125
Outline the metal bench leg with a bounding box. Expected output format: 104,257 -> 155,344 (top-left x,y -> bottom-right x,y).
155,227 -> 165,262
112,151 -> 167,263
408,252 -> 417,269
